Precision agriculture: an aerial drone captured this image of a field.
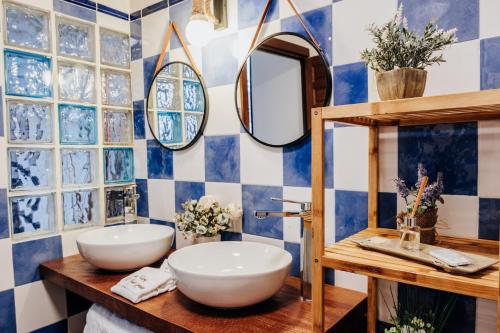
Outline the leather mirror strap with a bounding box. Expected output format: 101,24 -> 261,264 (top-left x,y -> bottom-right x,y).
155,21 -> 202,76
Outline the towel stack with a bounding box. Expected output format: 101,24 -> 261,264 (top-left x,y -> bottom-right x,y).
84,304 -> 153,333
111,260 -> 176,304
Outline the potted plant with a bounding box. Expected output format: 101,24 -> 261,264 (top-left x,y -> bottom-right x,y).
395,164 -> 444,244
175,195 -> 242,244
383,286 -> 457,333
361,5 -> 457,101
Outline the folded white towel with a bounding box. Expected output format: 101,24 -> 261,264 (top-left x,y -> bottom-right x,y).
84,304 -> 153,333
111,261 -> 176,304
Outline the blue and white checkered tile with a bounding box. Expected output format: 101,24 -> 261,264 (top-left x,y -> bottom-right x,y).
123,0 -> 500,331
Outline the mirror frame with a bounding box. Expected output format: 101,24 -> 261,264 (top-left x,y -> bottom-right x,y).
145,61 -> 209,151
234,32 -> 332,148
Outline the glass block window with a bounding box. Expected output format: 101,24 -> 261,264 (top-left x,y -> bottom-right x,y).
3,3 -> 135,238
100,28 -> 130,68
3,2 -> 50,52
56,16 -> 95,61
4,49 -> 52,98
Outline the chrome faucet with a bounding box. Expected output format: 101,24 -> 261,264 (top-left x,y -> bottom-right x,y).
254,197 -> 312,301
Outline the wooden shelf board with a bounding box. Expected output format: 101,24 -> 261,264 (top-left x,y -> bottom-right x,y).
319,89 -> 500,126
322,228 -> 499,300
41,254 -> 367,333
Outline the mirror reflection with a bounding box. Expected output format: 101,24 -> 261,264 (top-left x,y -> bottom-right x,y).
236,33 -> 331,147
147,62 -> 208,150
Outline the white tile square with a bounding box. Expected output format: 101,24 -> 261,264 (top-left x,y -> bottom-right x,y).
377,280 -> 398,322
367,68 -> 381,103
478,120 -> 500,198
324,189 -> 335,247
334,271 -> 368,293
242,233 -> 284,248
240,133 -> 283,186
332,0 -> 397,66
14,281 -> 67,333
141,8 -> 170,58
282,186 -> 311,243
173,137 -> 205,182
204,85 -> 242,136
133,139 -> 147,179
480,0 -> 500,39
425,40 -> 480,96
131,59 -> 144,101
475,298 -> 497,333
205,182 -> 242,232
97,12 -> 130,33
334,126 -> 369,191
0,239 -> 14,292
379,127 -> 398,193
68,311 -> 87,333
437,195 -> 479,238
147,179 -> 175,221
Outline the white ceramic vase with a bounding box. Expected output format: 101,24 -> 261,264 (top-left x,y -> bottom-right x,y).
192,234 -> 221,244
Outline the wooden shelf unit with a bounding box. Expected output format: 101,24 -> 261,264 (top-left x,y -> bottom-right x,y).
311,89 -> 500,333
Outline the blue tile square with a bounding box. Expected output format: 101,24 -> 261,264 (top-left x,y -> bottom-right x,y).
136,179 -> 149,218
205,135 -> 240,183
0,189 -> 8,239
325,268 -> 335,286
143,54 -> 169,97
0,289 -> 16,333
398,122 -> 478,196
147,139 -> 173,179
12,235 -> 63,286
97,4 -> 128,20
284,242 -> 300,277
324,129 -> 334,189
242,185 -> 283,239
397,284 -> 476,332
202,33 -> 239,88
333,62 -> 368,106
221,231 -> 242,241
238,0 -> 279,30
280,5 -> 332,65
131,19 -> 142,61
54,0 -> 96,22
335,190 -> 368,242
169,0 -> 192,49
151,219 -> 176,249
133,100 -> 145,139
479,198 -> 500,241
32,320 -> 68,333
175,181 -> 205,212
283,136 -> 311,187
480,36 -> 500,90
400,0 -> 479,42
378,192 -> 397,230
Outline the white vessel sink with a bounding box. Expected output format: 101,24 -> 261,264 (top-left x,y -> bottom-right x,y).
77,224 -> 174,271
168,241 -> 292,308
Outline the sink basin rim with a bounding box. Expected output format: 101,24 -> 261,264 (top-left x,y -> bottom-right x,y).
76,224 -> 174,247
167,241 -> 293,279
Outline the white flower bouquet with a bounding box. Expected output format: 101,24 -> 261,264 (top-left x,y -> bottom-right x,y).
174,195 -> 242,239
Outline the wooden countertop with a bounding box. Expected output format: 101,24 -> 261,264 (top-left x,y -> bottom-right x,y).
323,228 -> 499,300
41,254 -> 367,332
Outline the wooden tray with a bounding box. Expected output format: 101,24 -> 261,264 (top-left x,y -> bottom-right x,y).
354,236 -> 498,275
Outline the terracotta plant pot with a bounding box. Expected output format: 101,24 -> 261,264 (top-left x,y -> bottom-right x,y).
375,68 -> 427,101
415,208 -> 438,244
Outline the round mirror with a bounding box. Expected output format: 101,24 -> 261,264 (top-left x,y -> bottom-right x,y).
235,33 -> 332,147
146,61 -> 208,150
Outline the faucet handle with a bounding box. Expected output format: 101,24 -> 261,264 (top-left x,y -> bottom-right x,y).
270,197 -> 311,211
